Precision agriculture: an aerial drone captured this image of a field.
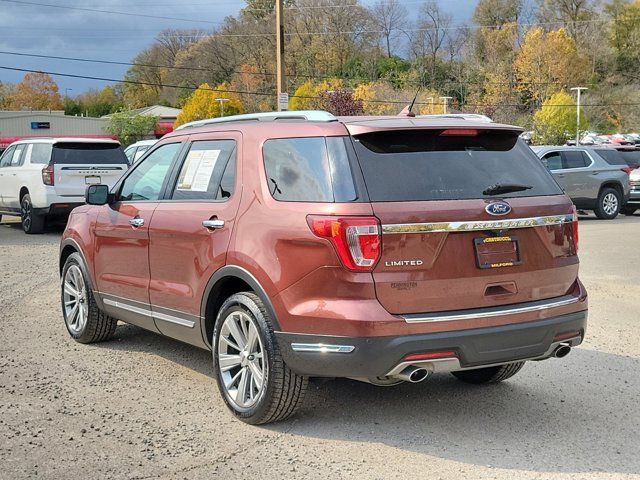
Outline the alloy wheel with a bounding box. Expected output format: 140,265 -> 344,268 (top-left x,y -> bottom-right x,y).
63,265 -> 88,334
217,310 -> 266,409
603,192 -> 618,216
21,198 -> 32,231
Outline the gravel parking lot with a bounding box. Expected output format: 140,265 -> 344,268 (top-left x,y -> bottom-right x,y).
1,214 -> 639,480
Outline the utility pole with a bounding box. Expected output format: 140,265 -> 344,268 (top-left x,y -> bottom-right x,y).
570,87 -> 587,145
440,96 -> 453,114
276,0 -> 286,111
215,98 -> 229,117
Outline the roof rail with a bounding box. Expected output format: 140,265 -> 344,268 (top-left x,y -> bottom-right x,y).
416,113 -> 494,123
174,110 -> 337,130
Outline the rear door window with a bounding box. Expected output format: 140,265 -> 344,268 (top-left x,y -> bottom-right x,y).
352,129 -> 561,202
171,140 -> 236,201
263,137 -> 356,202
561,151 -> 590,169
52,142 -> 128,165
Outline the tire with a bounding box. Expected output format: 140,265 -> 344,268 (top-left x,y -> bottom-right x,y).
621,207 -> 637,216
21,194 -> 45,234
594,187 -> 621,219
212,292 -> 307,425
61,253 -> 117,344
451,361 -> 525,384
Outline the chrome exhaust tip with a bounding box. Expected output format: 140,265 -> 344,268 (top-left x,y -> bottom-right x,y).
553,343 -> 572,358
395,366 -> 430,383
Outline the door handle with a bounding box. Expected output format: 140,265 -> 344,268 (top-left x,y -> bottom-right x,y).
129,218 -> 144,227
202,219 -> 224,230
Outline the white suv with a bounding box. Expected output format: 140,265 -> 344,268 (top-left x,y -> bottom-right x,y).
123,139 -> 157,165
0,138 -> 128,233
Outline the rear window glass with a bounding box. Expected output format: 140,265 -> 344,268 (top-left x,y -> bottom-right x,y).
263,137 -> 356,202
562,151 -> 590,168
352,129 -> 562,202
595,149 -> 627,166
28,143 -> 53,164
619,150 -> 640,167
52,142 -> 128,165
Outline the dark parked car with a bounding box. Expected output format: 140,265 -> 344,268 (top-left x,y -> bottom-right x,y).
59,111 -> 587,424
532,146 -> 631,219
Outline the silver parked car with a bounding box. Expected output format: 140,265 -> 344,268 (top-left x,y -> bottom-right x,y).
532,146 -> 631,219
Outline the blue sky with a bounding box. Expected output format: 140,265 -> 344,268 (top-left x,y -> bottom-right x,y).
0,0 -> 477,95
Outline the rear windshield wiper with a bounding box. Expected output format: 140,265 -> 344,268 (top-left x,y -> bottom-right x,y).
482,183 -> 533,196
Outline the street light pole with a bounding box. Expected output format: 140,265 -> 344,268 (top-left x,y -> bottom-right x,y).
215,98 -> 229,117
440,96 -> 453,114
570,87 -> 587,145
276,0 -> 286,111
426,97 -> 434,114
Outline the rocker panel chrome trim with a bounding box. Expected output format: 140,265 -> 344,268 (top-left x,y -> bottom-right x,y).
102,297 -> 196,328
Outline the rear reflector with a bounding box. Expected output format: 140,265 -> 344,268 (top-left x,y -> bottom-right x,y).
571,205 -> 579,253
554,331 -> 581,342
307,216 -> 381,272
439,129 -> 479,136
403,351 -> 457,361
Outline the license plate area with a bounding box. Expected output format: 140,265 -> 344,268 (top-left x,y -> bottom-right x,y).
474,235 -> 522,269
85,175 -> 101,185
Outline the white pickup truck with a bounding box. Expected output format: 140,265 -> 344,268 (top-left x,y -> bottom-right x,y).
0,138 -> 128,233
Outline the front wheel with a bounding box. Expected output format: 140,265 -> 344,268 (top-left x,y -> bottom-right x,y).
451,362 -> 525,384
213,292 -> 307,425
21,194 -> 45,234
594,188 -> 621,219
61,253 -> 117,343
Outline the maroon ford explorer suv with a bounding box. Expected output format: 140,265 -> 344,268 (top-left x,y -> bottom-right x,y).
59,111 -> 587,424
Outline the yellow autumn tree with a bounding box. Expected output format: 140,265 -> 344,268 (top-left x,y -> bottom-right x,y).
175,83 -> 244,126
533,91 -> 588,145
515,28 -> 590,103
354,82 -> 442,115
290,78 -> 343,110
8,72 -> 63,110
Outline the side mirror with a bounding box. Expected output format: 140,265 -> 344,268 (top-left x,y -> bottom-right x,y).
86,184 -> 110,205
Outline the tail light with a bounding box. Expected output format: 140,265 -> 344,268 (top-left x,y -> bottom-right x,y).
42,164 -> 54,186
571,205 -> 579,253
307,215 -> 381,272
439,129 -> 479,136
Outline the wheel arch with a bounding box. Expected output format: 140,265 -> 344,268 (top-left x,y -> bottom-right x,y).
200,265 -> 281,349
19,186 -> 29,202
599,181 -> 623,197
59,238 -> 104,310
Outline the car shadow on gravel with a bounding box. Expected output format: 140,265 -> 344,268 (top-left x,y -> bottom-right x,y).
101,324 -> 638,475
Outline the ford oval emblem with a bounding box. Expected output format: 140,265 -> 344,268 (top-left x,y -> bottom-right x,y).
485,201 -> 511,216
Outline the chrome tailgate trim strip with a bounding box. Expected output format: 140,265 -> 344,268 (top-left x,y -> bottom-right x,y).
382,214 -> 573,234
402,295 -> 581,323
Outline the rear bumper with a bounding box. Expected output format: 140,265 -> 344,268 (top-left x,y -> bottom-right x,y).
276,310 -> 587,378
34,202 -> 83,216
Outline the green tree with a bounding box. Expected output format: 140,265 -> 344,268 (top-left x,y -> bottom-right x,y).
105,110 -> 158,146
533,91 -> 587,144
606,0 -> 640,76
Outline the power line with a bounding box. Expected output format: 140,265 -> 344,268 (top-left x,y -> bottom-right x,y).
0,0 -> 224,25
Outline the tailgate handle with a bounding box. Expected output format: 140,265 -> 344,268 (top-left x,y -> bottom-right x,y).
485,282 -> 517,297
